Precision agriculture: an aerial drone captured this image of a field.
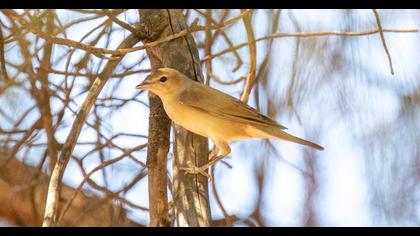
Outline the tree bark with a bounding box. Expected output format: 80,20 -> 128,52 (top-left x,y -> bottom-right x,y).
139,9 -> 211,227
138,10 -> 172,227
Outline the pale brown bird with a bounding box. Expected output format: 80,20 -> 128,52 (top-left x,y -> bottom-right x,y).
136,67 -> 323,176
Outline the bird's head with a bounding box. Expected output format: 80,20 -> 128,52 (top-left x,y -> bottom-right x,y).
136,67 -> 187,97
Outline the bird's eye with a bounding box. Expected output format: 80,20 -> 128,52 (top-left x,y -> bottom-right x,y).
160,76 -> 167,83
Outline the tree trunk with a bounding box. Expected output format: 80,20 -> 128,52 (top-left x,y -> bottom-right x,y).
139,9 -> 211,227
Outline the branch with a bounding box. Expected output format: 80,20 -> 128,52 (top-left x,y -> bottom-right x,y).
372,9 -> 394,75
0,23 -> 10,82
42,33 -> 141,227
12,10 -> 254,60
204,9 -> 214,85
2,119 -> 43,167
210,167 -> 235,226
202,28 -> 418,62
57,143 -> 148,224
101,9 -> 147,40
37,10 -> 59,171
138,9 -> 172,227
239,9 -> 257,103
195,9 -> 243,73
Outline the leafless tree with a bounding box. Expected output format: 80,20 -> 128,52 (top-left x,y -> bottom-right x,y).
0,9 -> 418,226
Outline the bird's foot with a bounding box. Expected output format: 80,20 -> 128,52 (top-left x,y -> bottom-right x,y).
180,164 -> 212,181
180,155 -> 227,181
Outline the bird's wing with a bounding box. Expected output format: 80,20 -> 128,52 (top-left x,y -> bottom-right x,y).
178,82 -> 287,130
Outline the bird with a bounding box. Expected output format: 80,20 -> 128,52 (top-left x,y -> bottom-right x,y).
136,67 -> 323,177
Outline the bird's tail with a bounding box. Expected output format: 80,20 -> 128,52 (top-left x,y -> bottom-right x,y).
260,127 -> 324,151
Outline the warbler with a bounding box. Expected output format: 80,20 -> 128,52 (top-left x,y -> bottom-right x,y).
136,67 -> 323,175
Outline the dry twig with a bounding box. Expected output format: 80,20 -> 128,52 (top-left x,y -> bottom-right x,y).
372,9 -> 394,75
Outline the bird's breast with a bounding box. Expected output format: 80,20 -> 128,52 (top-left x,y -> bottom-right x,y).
161,98 -> 253,141
162,100 -> 208,136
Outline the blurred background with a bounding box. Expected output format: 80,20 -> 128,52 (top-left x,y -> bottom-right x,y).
0,9 -> 419,226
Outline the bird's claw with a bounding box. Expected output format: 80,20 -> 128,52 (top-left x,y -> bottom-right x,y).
180,155 -> 228,181
180,164 -> 213,181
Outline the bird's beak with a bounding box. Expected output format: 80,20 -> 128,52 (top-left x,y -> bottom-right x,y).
135,80 -> 150,90
136,74 -> 154,90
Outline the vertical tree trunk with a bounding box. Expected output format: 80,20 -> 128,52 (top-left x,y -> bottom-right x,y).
144,63 -> 172,226
139,9 -> 211,227
139,11 -> 171,227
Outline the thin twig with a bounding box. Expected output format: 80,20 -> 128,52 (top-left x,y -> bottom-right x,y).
195,9 -> 243,73
37,10 -> 59,171
43,68 -> 150,78
42,33 -> 141,227
101,9 -> 145,39
210,167 -> 234,226
57,143 -> 147,224
202,28 -> 418,62
210,75 -> 246,85
0,23 -> 10,82
204,9 -> 213,85
239,9 -> 257,103
23,10 -> 254,60
2,119 -> 42,166
372,9 -> 394,75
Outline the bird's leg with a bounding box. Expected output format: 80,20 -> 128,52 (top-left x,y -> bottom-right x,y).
208,145 -> 219,160
209,144 -> 231,168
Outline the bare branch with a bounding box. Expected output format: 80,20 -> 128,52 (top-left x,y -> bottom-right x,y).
372,9 -> 394,75
42,33 -> 141,227
16,10 -> 254,60
0,23 -> 10,82
202,28 -> 418,62
57,143 -> 148,224
239,9 -> 257,103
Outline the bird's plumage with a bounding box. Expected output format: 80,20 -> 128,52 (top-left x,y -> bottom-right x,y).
178,82 -> 288,131
136,67 -> 324,156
